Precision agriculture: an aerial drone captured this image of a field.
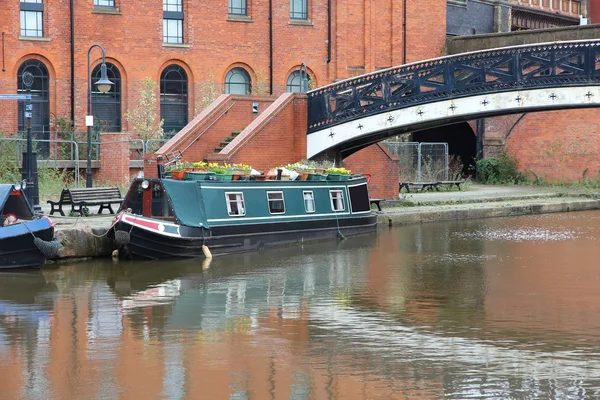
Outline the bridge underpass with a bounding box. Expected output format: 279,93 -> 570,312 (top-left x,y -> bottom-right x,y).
306,39 -> 600,167
411,122 -> 477,175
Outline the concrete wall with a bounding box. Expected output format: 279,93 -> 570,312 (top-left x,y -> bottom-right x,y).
447,0 -> 498,37
446,24 -> 600,55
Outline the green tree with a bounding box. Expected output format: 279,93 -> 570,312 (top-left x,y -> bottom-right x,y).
195,71 -> 222,114
125,77 -> 164,141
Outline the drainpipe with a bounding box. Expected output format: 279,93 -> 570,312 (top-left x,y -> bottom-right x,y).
269,0 -> 273,95
2,32 -> 5,71
402,0 -> 407,63
70,0 -> 75,123
326,0 -> 331,63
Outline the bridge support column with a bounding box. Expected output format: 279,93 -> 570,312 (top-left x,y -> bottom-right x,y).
311,149 -> 343,167
476,119 -> 485,161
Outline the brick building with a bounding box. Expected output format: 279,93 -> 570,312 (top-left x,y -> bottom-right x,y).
0,0 -> 446,197
0,0 -> 446,140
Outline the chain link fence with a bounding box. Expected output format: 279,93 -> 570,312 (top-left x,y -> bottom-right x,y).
383,141 -> 449,182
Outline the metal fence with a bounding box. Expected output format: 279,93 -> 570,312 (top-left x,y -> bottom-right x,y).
0,134 -> 169,187
383,141 -> 448,182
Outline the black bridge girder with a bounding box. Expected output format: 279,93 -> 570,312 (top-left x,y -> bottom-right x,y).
307,40 -> 600,134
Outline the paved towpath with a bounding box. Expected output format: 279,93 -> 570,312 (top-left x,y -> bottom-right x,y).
41,184 -> 599,231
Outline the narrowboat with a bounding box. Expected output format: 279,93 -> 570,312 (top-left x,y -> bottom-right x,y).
0,184 -> 55,269
111,175 -> 377,260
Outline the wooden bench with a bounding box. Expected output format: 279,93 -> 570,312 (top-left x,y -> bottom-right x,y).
47,187 -> 123,216
439,180 -> 466,191
369,198 -> 385,211
399,181 -> 441,193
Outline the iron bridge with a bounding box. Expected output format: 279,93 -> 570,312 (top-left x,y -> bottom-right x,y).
307,39 -> 600,158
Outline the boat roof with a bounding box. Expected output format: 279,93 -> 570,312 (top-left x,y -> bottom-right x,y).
0,184 -> 34,219
161,179 -> 210,228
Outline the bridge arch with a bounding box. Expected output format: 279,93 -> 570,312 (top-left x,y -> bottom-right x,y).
307,39 -> 600,159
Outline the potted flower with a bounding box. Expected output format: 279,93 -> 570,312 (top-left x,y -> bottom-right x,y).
285,162 -> 312,180
229,163 -> 252,180
165,162 -> 187,180
325,167 -> 352,180
208,163 -> 232,180
185,161 -> 217,180
192,161 -> 208,171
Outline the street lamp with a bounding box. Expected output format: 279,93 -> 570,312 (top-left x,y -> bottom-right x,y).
86,44 -> 113,188
300,62 -> 309,92
21,71 -> 38,211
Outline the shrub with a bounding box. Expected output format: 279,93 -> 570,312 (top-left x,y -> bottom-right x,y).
476,150 -> 527,184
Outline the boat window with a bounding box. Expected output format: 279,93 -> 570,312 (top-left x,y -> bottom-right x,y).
267,191 -> 285,214
226,192 -> 246,216
151,182 -> 174,217
123,181 -> 144,214
303,191 -> 315,213
329,190 -> 345,212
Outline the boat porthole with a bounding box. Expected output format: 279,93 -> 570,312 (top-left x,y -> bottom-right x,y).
158,224 -> 165,232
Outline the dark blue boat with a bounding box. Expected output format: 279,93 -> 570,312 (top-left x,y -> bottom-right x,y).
0,184 -> 55,269
111,175 -> 377,260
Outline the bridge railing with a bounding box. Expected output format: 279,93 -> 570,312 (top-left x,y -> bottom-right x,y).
308,39 -> 600,133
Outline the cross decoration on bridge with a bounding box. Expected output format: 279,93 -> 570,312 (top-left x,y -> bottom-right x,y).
357,123 -> 364,131
387,115 -> 395,124
328,129 -> 335,139
481,99 -> 489,107
585,91 -> 594,102
515,95 -> 523,105
416,108 -> 425,117
448,103 -> 457,113
549,93 -> 557,101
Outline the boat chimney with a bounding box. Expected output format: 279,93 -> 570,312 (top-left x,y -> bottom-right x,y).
276,168 -> 282,180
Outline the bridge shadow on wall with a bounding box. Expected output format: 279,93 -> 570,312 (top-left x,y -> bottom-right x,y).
412,122 -> 476,176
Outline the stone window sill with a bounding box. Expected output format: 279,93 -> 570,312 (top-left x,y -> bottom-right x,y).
92,7 -> 122,15
289,19 -> 313,26
227,15 -> 252,23
447,0 -> 467,7
162,43 -> 191,49
19,36 -> 50,42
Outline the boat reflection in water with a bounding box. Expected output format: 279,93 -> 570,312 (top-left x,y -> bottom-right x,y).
3,211 -> 600,398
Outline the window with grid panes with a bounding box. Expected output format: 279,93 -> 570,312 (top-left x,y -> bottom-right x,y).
229,0 -> 247,15
290,0 -> 307,20
163,0 -> 183,43
20,0 -> 43,37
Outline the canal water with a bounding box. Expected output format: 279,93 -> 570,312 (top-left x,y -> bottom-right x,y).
2,211 -> 600,399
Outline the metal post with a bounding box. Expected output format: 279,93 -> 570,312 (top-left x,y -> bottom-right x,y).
86,43 -> 113,188
300,62 -> 309,92
21,71 -> 39,211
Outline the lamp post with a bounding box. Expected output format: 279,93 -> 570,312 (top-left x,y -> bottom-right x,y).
86,44 -> 113,188
21,71 -> 36,209
300,62 -> 309,92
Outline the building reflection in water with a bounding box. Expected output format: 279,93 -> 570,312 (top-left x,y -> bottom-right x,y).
1,212 -> 600,398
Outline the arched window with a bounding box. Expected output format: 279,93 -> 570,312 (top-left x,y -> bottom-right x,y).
160,65 -> 189,138
91,62 -> 121,132
286,70 -> 311,92
225,67 -> 251,95
17,59 -> 50,158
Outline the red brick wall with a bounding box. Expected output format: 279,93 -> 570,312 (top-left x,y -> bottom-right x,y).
99,132 -> 131,186
590,1 -> 600,24
345,144 -> 400,200
159,95 -> 276,163
505,109 -> 600,182
1,1 -> 444,132
207,93 -> 307,172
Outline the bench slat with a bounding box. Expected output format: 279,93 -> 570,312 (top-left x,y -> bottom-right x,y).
47,186 -> 123,216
